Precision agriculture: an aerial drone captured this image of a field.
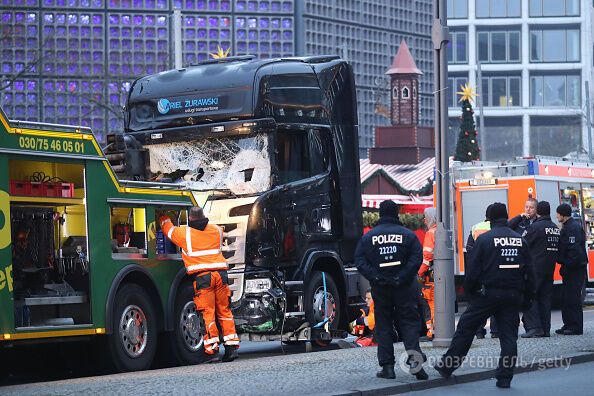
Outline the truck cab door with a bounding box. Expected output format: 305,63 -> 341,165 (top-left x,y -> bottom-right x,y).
272,128 -> 333,265
292,129 -> 332,237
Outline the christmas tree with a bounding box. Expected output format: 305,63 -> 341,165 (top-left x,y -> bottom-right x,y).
454,84 -> 480,162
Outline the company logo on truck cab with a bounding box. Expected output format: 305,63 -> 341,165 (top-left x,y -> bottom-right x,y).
157,98 -> 172,114
157,97 -> 220,115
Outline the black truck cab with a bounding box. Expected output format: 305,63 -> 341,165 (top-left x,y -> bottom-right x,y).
110,55 -> 365,342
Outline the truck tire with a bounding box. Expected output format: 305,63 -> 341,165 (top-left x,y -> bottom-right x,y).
107,283 -> 158,372
166,282 -> 207,366
304,271 -> 341,346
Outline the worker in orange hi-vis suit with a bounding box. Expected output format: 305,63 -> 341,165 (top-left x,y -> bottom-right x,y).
338,288 -> 377,348
159,207 -> 240,362
418,207 -> 436,340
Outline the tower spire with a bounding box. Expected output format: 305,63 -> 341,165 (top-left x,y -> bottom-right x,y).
386,40 -> 422,76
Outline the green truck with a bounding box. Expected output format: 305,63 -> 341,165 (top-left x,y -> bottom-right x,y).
0,106 -> 201,371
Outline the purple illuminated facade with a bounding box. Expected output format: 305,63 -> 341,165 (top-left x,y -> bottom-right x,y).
1,1 -> 295,142
1,0 -> 433,155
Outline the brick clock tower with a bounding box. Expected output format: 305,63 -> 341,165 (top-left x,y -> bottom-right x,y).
369,40 -> 434,165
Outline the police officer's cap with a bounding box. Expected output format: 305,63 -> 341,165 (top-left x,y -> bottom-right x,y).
556,203 -> 572,217
379,200 -> 399,218
537,201 -> 550,216
489,203 -> 508,221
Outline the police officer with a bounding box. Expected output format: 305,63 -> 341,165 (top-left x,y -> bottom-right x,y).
555,203 -> 588,335
521,201 -> 559,338
465,204 -> 498,339
508,198 -> 538,237
435,203 -> 536,389
355,200 -> 428,381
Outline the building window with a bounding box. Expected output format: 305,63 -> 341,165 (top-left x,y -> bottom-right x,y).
530,28 -> 580,62
392,86 -> 399,99
481,75 -> 521,107
448,31 -> 468,64
448,0 -> 468,19
402,87 -> 410,99
476,0 -> 521,18
447,118 -> 461,156
530,117 -> 582,157
529,0 -> 579,17
413,86 -> 417,99
482,117 -> 523,161
530,74 -> 581,107
447,75 -> 468,108
477,30 -> 521,63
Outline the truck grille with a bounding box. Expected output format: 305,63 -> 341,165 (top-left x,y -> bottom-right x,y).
220,222 -> 247,303
204,196 -> 256,303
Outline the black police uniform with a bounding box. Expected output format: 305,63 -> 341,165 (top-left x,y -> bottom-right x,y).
522,215 -> 559,335
508,214 -> 535,237
557,217 -> 588,334
465,225 -> 499,338
355,216 -> 425,371
437,219 -> 536,383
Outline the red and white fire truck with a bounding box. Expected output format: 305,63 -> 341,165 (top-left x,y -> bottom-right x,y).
451,157 -> 594,286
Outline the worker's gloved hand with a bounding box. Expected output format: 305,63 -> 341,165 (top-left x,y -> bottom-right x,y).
417,275 -> 425,284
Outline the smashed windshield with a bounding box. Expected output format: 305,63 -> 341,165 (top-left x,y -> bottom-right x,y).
146,133 -> 271,195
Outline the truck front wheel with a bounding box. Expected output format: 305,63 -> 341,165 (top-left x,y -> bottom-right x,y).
167,282 -> 207,365
304,271 -> 341,346
107,283 -> 158,372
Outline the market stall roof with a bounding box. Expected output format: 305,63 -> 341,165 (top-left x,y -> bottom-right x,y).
360,157 -> 435,191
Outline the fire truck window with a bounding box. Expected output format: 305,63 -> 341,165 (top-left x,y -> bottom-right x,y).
110,207 -> 147,259
308,129 -> 329,176
559,186 -> 582,220
583,188 -> 594,249
276,130 -> 310,184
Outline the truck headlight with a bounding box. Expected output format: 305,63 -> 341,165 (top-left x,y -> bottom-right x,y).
245,278 -> 272,294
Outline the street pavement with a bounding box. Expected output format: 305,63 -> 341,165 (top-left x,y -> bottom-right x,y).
0,308 -> 593,395
416,360 -> 594,395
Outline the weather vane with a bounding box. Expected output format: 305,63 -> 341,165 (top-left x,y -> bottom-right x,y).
456,83 -> 478,103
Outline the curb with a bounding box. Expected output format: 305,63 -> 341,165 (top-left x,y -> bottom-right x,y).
330,352 -> 594,395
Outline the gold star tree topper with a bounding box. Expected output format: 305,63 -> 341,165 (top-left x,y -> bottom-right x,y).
210,45 -> 231,59
457,83 -> 478,103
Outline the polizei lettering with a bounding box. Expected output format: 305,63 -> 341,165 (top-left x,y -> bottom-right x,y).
493,237 -> 522,247
545,227 -> 561,235
372,234 -> 403,245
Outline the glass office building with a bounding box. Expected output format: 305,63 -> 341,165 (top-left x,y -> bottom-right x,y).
447,0 -> 593,160
0,0 -> 434,155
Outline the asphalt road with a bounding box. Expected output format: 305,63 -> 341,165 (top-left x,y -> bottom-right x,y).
414,360 -> 594,395
0,335 -> 341,387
